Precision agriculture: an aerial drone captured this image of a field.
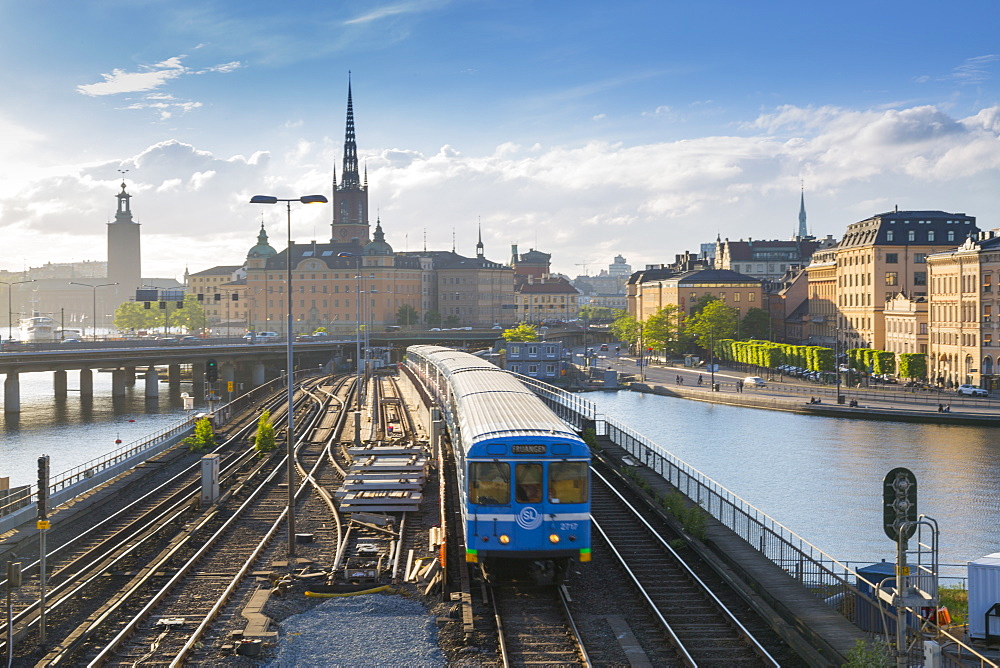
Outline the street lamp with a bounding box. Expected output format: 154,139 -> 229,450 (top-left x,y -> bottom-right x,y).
2,279 -> 35,340
69,282 -> 117,339
250,193 -> 328,558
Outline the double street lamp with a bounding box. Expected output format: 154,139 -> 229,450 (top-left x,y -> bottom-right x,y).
2,279 -> 35,340
69,282 -> 118,340
250,194 -> 328,558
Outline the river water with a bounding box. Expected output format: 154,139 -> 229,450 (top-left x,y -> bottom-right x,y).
587,391 -> 1000,572
2,374 -> 997,573
0,371 -> 192,489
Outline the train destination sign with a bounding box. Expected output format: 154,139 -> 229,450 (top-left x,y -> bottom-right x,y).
512,445 -> 547,454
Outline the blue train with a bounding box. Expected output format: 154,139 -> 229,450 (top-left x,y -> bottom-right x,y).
406,345 -> 591,582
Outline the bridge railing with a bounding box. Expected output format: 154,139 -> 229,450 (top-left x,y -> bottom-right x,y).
0,369 -> 317,520
515,374 -> 995,667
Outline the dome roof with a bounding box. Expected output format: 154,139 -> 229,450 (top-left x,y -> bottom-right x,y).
363,219 -> 393,256
247,223 -> 277,260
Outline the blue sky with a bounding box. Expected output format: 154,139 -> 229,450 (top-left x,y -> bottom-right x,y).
1,0 -> 998,279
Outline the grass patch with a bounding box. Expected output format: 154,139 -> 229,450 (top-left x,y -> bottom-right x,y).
939,585 -> 968,626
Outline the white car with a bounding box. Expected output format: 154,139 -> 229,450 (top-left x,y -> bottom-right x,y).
957,384 -> 988,397
743,376 -> 767,388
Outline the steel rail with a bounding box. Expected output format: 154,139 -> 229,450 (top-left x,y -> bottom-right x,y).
591,467 -> 781,667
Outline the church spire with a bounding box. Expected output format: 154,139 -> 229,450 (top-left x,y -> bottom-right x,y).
476,218 -> 484,258
798,182 -> 808,239
341,74 -> 360,189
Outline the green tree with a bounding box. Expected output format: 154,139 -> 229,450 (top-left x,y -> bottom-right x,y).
112,294 -> 206,334
396,304 -> 418,327
644,305 -> 681,356
898,353 -> 927,381
182,417 -> 216,453
685,300 -> 739,343
424,310 -> 442,327
740,307 -> 771,341
579,304 -> 615,322
444,314 -> 460,327
503,323 -> 539,342
253,410 -> 277,454
610,311 -> 640,346
690,294 -> 719,317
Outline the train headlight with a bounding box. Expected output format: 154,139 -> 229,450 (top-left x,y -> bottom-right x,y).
549,534 -> 560,544
568,535 -> 577,542
499,534 -> 510,544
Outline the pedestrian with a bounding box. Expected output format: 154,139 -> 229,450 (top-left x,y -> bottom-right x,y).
937,403 -> 943,413
944,404 -> 951,413
698,375 -> 703,385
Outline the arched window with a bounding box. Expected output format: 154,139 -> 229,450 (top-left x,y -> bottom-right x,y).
983,357 -> 994,375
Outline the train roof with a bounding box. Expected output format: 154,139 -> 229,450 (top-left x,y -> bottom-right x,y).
408,345 -> 501,377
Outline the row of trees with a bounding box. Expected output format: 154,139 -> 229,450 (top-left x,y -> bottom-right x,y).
610,296 -> 772,357
113,294 -> 207,333
712,339 -> 928,380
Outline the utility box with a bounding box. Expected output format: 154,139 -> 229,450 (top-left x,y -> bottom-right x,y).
201,454 -> 220,505
968,553 -> 1000,640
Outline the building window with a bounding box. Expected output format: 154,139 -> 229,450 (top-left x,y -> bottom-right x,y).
885,272 -> 898,286
984,305 -> 992,322
748,292 -> 755,302
886,253 -> 898,264
914,272 -> 927,286
887,231 -> 894,242
985,275 -> 993,292
986,334 -> 993,347
914,253 -> 927,263
948,231 -> 955,242
907,230 -> 915,242
733,292 -> 741,302
927,231 -> 935,242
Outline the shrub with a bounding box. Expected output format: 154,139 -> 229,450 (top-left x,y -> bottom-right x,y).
253,410 -> 277,454
182,417 -> 216,453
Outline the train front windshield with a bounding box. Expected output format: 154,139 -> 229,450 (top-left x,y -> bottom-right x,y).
471,460 -> 589,505
470,462 -> 509,505
548,461 -> 588,504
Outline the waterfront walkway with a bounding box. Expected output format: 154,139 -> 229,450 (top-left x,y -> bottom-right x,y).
595,354 -> 1000,426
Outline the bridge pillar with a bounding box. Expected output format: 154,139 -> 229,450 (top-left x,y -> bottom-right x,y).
252,362 -> 266,387
111,369 -> 127,397
145,365 -> 160,398
168,364 -> 182,389
4,372 -> 20,413
80,368 -> 93,397
54,370 -> 68,399
124,366 -> 136,387
222,362 -> 236,398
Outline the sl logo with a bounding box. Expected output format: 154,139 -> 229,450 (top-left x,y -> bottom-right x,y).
516,506 -> 542,530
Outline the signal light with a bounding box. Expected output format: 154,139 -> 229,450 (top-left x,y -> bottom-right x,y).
205,359 -> 219,383
498,534 -> 510,544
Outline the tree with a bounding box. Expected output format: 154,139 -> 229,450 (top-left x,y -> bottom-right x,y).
690,294 -> 719,317
898,353 -> 927,381
503,323 -> 539,342
685,300 -> 739,354
610,311 -> 640,346
396,304 -> 418,328
113,294 -> 206,334
444,314 -> 460,327
740,307 -> 771,341
182,417 -> 216,453
579,304 -> 615,322
644,305 -> 681,356
424,310 -> 442,327
253,410 -> 277,454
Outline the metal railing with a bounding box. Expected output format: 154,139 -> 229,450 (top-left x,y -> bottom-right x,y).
0,368 -> 318,518
515,373 -> 995,667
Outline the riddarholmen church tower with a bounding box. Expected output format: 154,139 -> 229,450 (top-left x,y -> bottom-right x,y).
331,79 -> 370,245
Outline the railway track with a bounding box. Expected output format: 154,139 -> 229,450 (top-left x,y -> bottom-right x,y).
35,376 -> 334,665
0,380 -> 302,660
590,465 -> 781,667
491,582 -> 589,667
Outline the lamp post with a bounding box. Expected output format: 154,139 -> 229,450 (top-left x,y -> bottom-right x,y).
250,194 -> 328,558
835,319 -> 843,405
69,282 -> 117,340
2,279 -> 35,340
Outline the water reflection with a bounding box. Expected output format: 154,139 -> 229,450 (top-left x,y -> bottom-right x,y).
0,371 -> 194,488
588,391 -> 1000,569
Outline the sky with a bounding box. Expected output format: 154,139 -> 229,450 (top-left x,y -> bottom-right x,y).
1,0 -> 999,281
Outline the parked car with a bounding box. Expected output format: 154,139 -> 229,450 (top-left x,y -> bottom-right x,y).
743,376 -> 767,388
179,335 -> 199,343
60,338 -> 81,344
956,384 -> 988,397
157,337 -> 179,345
599,344 -> 609,351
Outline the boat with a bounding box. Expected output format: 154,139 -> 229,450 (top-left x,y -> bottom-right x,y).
18,311 -> 55,342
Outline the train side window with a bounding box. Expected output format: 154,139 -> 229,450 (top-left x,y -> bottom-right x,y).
515,463 -> 543,503
548,462 -> 588,504
470,462 -> 510,505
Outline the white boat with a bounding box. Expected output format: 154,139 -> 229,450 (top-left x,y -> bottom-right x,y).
19,311 -> 56,342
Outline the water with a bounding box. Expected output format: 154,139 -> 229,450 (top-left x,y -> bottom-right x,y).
0,371 -> 193,488
587,391 -> 1000,570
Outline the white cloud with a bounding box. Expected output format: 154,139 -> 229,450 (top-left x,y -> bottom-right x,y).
2,103 -> 1000,278
77,57 -> 188,97
343,0 -> 451,25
